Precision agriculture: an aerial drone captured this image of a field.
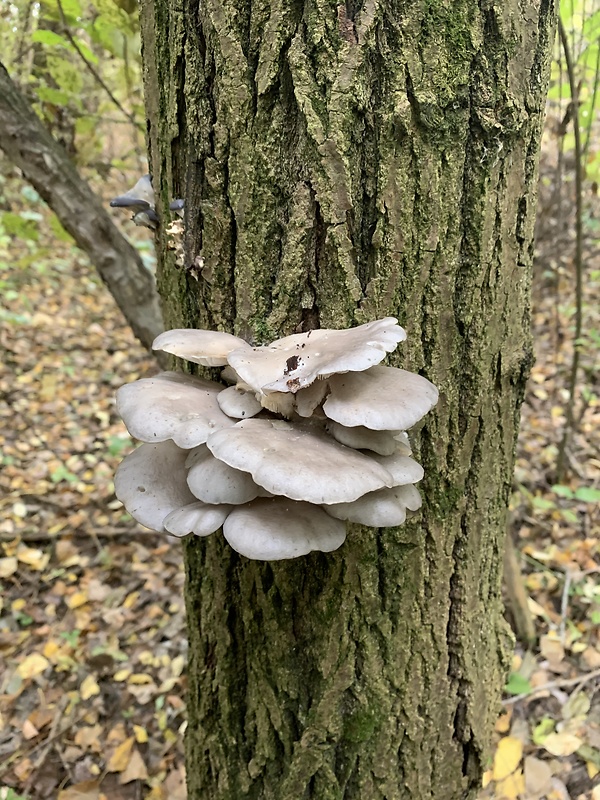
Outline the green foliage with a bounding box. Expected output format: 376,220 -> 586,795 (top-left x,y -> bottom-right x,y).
0,0 -> 144,178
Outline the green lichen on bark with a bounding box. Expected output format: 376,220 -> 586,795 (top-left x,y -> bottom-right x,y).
139,0 -> 555,797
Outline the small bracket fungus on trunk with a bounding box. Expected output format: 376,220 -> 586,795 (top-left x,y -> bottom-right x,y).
114,318 -> 438,560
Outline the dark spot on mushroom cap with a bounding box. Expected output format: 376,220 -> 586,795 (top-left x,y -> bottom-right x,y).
284,355 -> 300,375
137,486 -> 146,493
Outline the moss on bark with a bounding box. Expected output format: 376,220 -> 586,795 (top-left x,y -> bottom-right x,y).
139,0 -> 555,797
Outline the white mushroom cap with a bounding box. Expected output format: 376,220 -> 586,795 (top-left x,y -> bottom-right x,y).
186,445 -> 260,505
163,501 -> 232,537
223,497 -> 346,559
114,441 -> 196,531
217,385 -> 262,419
323,366 -> 438,430
394,431 -> 412,455
116,372 -> 234,449
326,421 -> 398,456
369,451 -> 424,485
153,329 -> 250,366
295,380 -> 329,417
206,418 -> 395,504
323,484 -> 422,526
227,317 -> 406,395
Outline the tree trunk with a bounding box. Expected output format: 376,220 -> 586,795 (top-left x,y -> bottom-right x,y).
140,1 -> 555,797
0,62 -> 163,351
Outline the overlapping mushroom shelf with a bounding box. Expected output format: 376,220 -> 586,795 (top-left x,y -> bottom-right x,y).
114,318 -> 438,560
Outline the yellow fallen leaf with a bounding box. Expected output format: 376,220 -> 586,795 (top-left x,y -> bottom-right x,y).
0,557 -> 17,578
17,547 -> 49,571
107,736 -> 134,772
67,591 -> 89,610
128,673 -> 153,685
118,748 -> 148,783
133,724 -> 148,743
80,674 -> 100,700
493,736 -> 523,781
12,598 -> 26,612
43,640 -> 61,660
587,761 -> 599,779
495,708 -> 512,734
496,768 -> 525,799
481,769 -> 492,788
113,669 -> 131,682
542,731 -> 582,756
17,653 -> 50,679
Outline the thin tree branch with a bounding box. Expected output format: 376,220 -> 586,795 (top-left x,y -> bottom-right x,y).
556,18 -> 584,481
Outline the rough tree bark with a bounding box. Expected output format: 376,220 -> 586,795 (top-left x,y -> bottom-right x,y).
0,62 -> 163,351
140,1 -> 555,797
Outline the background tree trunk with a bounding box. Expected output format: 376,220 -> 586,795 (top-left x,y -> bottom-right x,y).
0,62 -> 163,351
140,1 -> 555,797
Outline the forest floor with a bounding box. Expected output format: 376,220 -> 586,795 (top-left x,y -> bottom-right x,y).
0,150 -> 599,800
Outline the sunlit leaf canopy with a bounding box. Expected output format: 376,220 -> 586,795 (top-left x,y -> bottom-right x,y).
0,0 -> 144,171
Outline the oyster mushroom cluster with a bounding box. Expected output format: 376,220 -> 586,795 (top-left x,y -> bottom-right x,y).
114,318 -> 438,560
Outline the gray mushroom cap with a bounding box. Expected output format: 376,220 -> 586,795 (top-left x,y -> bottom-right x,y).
323,366 -> 439,430
369,451 -> 424,485
227,317 -> 406,395
114,441 -> 196,532
326,421 -> 399,456
323,484 -> 422,526
152,329 -> 251,366
116,372 -> 234,449
186,445 -> 261,505
110,174 -> 155,211
217,385 -> 262,419
163,501 -> 232,537
223,497 -> 346,560
206,418 -> 396,504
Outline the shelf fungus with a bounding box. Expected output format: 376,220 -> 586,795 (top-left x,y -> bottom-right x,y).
114,318 -> 438,560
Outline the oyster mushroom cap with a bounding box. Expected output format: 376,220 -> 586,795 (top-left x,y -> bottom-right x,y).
326,421 -> 399,456
186,445 -> 261,505
369,451 -> 424,485
206,418 -> 395,504
323,484 -> 422,526
323,366 -> 439,430
217,385 -> 262,419
110,174 -> 155,211
114,441 -> 195,532
152,329 -> 251,366
227,317 -> 406,395
116,371 -> 234,449
295,380 -> 329,417
163,501 -> 232,537
223,497 -> 346,560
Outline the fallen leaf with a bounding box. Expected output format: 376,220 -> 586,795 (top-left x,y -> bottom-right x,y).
16,653 -> 50,679
17,547 -> 49,570
542,731 -> 582,756
0,557 -> 17,578
118,748 -> 148,783
67,591 -> 89,610
493,736 -> 523,781
495,768 -> 525,799
133,724 -> 148,743
524,755 -> 553,795
107,736 -> 134,772
22,718 -> 40,739
80,674 -> 100,700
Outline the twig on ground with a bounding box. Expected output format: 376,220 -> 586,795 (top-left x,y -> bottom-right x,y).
503,667 -> 600,706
